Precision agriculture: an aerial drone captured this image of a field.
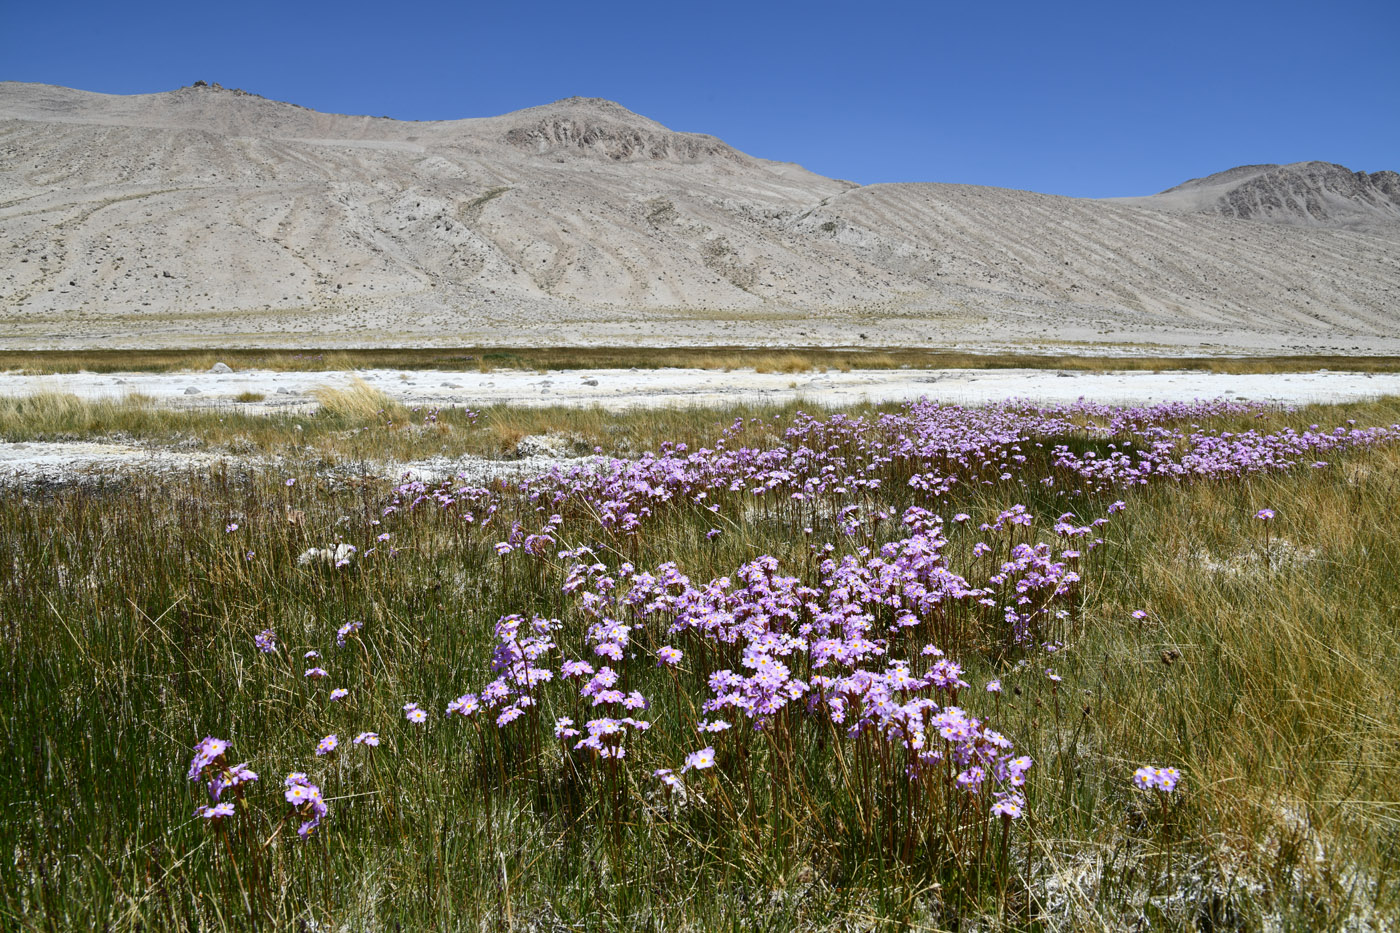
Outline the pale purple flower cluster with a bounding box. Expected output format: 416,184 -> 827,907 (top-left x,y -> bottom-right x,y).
187,737 -> 259,821
214,398 -> 1394,848
284,772 -> 329,838
1133,765 -> 1182,793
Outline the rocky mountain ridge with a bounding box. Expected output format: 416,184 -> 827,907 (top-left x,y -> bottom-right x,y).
1116,161 -> 1400,235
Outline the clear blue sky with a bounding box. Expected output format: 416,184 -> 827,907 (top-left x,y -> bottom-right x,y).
4,0 -> 1396,197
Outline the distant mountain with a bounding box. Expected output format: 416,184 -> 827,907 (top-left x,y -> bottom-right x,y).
2,82 -> 1397,351
1113,162 -> 1400,235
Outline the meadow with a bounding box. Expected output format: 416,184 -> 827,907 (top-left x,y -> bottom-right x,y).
2,390 -> 1399,931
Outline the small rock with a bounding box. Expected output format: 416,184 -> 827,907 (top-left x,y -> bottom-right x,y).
184,387 -> 201,395
276,386 -> 294,395
582,378 -> 599,386
209,362 -> 233,374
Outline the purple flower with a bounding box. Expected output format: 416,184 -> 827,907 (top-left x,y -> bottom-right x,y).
329,688 -> 349,702
1255,508 -> 1276,521
225,523 -> 239,533
683,746 -> 716,772
196,801 -> 236,820
985,679 -> 1002,693
315,734 -> 338,756
336,621 -> 363,645
554,717 -> 580,739
304,667 -> 329,679
1133,765 -> 1181,793
284,773 -> 328,838
187,737 -> 229,781
656,646 -> 683,667
447,694 -> 480,717
353,732 -> 380,747
254,629 -> 277,654
991,793 -> 1025,820
404,703 -> 428,724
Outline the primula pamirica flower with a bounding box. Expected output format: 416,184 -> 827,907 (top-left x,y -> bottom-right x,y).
196,801 -> 236,820
315,734 -> 339,756
403,702 -> 428,724
553,717 -> 580,738
1133,765 -> 1181,793
683,746 -> 716,772
225,523 -> 238,533
336,621 -> 363,645
986,679 -> 1002,693
254,628 -> 277,653
284,773 -> 328,838
1256,508 -> 1276,521
353,732 -> 380,747
991,793 -> 1025,820
446,694 -> 480,717
304,667 -> 329,679
656,646 -> 683,666
329,688 -> 349,702
208,763 -> 258,802
187,737 -> 229,781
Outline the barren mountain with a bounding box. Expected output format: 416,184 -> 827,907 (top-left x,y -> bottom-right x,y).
1114,162 -> 1400,236
2,82 -> 1397,353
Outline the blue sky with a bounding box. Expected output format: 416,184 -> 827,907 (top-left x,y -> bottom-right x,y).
4,0 -> 1396,197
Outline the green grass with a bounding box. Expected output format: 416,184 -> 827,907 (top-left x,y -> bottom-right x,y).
4,346 -> 1400,375
0,391 -> 857,461
1,398 -> 1398,930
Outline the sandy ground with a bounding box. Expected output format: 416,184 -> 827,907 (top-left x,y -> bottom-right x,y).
3,366 -> 1397,486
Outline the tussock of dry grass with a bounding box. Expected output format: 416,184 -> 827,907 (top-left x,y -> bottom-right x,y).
310,377 -> 405,421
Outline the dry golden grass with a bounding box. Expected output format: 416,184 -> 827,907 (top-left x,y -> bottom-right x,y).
310,377 -> 406,422
6,346 -> 1400,375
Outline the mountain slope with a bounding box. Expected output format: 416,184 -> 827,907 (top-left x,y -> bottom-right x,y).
2,82 -> 1397,352
1114,162 -> 1400,235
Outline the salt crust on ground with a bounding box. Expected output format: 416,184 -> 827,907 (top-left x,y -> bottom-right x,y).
2,367 -> 1396,486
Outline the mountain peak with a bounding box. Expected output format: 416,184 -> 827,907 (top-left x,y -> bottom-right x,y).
1120,161 -> 1400,235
